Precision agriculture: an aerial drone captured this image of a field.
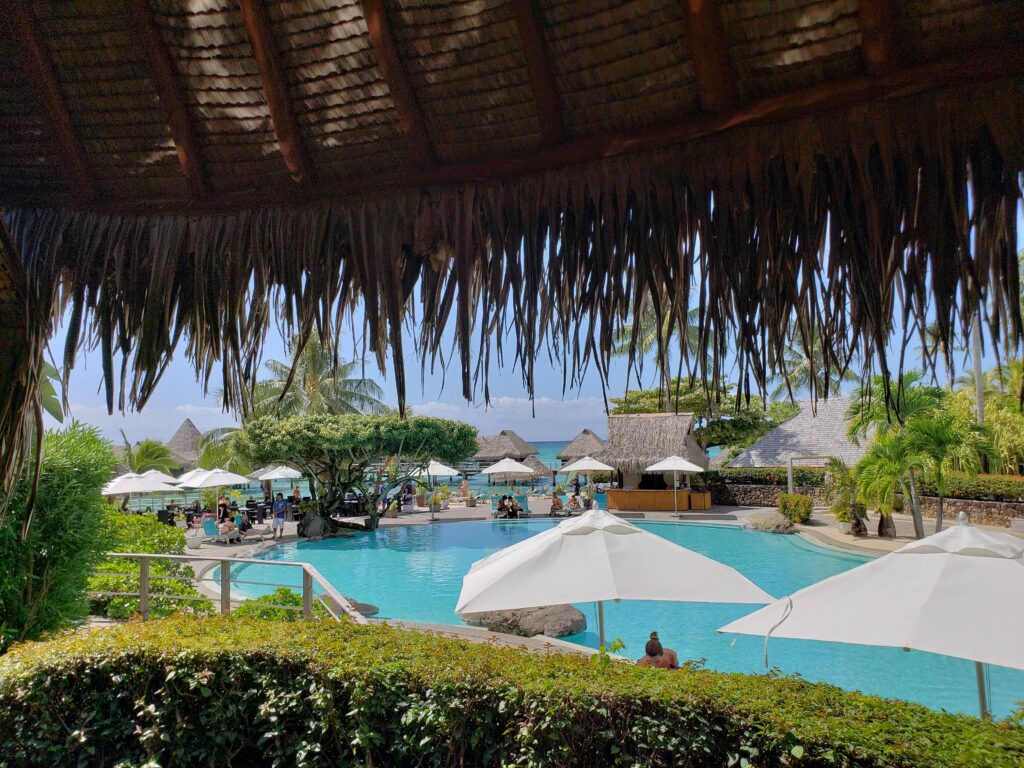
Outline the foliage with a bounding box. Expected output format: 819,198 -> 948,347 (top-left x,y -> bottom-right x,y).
233,587 -> 326,622
770,325 -> 856,400
845,371 -> 945,443
119,430 -> 179,474
918,472 -> 1024,502
38,362 -> 64,423
823,458 -> 861,523
777,494 -> 813,524
195,428 -> 252,474
0,423 -> 115,651
694,467 -> 827,488
234,413 -> 476,526
88,509 -> 212,620
855,432 -> 917,518
2,617 -> 1021,768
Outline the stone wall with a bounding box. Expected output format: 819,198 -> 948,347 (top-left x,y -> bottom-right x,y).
710,484 -> 825,507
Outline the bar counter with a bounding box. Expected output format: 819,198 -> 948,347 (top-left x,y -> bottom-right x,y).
604,489 -> 711,512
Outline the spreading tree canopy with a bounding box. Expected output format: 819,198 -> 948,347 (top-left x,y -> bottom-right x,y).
233,414 -> 477,526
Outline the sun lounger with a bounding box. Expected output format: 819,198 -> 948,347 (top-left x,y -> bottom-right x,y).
236,514 -> 273,540
202,518 -> 241,545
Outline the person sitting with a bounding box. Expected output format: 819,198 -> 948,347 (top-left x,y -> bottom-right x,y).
549,493 -> 564,516
271,492 -> 288,540
636,632 -> 679,669
508,497 -> 522,519
496,495 -> 511,518
566,495 -> 582,514
291,488 -> 302,504
218,516 -> 238,539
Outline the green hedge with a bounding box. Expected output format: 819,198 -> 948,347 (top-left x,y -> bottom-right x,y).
1,617 -> 1021,767
919,473 -> 1024,503
696,467 -> 828,488
778,494 -> 814,524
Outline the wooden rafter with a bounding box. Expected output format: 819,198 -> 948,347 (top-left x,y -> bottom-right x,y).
681,0 -> 739,112
362,0 -> 434,165
239,0 -> 312,184
6,44 -> 1021,214
10,2 -> 96,204
510,0 -> 564,147
126,0 -> 209,196
857,0 -> 901,76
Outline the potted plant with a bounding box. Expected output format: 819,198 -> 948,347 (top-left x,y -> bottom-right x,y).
429,491 -> 443,516
581,484 -> 597,510
466,490 -> 477,508
437,484 -> 451,510
415,479 -> 428,508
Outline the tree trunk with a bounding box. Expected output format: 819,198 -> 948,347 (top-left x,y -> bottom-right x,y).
905,472 -> 925,539
877,512 -> 897,538
935,494 -> 944,533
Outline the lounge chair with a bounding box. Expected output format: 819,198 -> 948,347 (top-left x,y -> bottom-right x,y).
202,518 -> 241,545
237,514 -> 273,540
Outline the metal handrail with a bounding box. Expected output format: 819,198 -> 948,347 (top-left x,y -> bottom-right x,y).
97,552 -> 366,624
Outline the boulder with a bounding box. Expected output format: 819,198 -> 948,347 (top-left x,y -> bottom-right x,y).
460,604 -> 586,638
742,511 -> 795,534
298,512 -> 328,539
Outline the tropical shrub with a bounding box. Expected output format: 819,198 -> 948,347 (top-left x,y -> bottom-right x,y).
1,617 -> 1020,768
0,423 -> 115,651
233,587 -> 327,622
777,493 -> 813,524
695,467 -> 827,489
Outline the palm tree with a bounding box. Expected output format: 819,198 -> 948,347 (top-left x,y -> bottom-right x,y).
855,432 -> 917,538
770,326 -> 855,401
120,431 -> 178,474
253,336 -> 387,417
903,411 -> 995,533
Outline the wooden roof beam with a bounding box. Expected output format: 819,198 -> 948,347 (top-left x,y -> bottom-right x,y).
10,2 -> 96,205
510,0 -> 564,148
361,0 -> 435,166
239,0 -> 312,184
857,0 -> 901,76
682,0 -> 739,112
126,0 -> 209,197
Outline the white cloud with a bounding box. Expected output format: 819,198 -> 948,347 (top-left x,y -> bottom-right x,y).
410,395 -> 606,441
55,402 -> 238,442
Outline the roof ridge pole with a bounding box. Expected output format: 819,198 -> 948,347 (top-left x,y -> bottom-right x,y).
361,0 -> 435,166
510,0 -> 564,148
239,0 -> 313,184
11,2 -> 97,205
681,0 -> 739,112
126,0 -> 210,197
856,0 -> 901,76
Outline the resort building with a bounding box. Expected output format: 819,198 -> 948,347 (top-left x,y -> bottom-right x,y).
599,413 -> 708,488
727,398 -> 867,469
557,428 -> 606,465
166,418 -> 202,472
473,430 -> 539,463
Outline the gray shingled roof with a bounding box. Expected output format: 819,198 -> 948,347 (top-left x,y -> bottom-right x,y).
727,397 -> 867,468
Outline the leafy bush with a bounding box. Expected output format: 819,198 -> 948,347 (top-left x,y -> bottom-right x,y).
233,587 -> 327,622
0,423 -> 115,651
89,508 -> 212,620
918,472 -> 1024,502
0,617 -> 1020,767
695,467 -> 827,489
778,494 -> 813,524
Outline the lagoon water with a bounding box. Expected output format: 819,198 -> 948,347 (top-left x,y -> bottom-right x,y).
235,518 -> 1023,717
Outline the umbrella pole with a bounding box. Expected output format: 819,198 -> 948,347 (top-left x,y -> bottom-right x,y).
673,471 -> 678,517
597,600 -> 606,648
976,661 -> 990,720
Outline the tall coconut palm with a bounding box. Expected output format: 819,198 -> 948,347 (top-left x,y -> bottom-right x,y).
120,431 -> 178,474
254,336 -> 387,417
770,326 -> 855,401
903,411 -> 995,533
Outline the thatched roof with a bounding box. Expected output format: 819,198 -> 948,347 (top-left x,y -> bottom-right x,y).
728,398 -> 868,469
599,414 -> 707,475
473,430 -> 538,462
166,418 -> 201,468
0,0 -> 1022,493
557,428 -> 606,462
486,454 -> 551,484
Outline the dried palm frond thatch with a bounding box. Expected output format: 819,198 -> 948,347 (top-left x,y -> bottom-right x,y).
486,454 -> 551,484
599,414 -> 708,476
557,429 -> 606,462
473,430 -> 539,462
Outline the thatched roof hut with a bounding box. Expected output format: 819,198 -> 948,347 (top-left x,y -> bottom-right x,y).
557,429 -> 606,463
0,1 -> 1022,489
599,414 -> 708,476
486,455 -> 551,484
166,418 -> 201,470
473,430 -> 538,462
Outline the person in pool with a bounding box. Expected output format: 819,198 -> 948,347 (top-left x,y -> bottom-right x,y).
636,632 -> 679,669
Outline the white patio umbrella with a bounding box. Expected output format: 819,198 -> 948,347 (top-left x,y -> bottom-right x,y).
645,455 -> 706,515
102,472 -> 179,511
175,467 -> 208,485
413,459 -> 459,478
718,523 -> 1024,719
560,456 -> 614,474
256,465 -> 303,481
456,508 -> 772,646
180,468 -> 251,489
479,457 -> 534,475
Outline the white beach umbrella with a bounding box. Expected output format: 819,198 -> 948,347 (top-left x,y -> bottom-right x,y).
175,467 -> 209,485
456,508 -> 771,646
560,456 -> 614,474
413,460 -> 459,478
718,523 -> 1024,718
645,455 -> 706,515
180,468 -> 251,489
138,468 -> 180,484
480,457 -> 534,475
102,473 -> 179,512
256,465 -> 303,481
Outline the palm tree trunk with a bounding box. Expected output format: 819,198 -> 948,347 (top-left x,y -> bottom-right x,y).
905,471 -> 925,539
935,494 -> 944,534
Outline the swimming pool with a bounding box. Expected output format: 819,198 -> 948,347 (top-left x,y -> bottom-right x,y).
233,519 -> 1024,717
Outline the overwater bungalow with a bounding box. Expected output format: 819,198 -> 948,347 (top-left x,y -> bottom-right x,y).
473,431 -> 539,464
557,429 -> 607,466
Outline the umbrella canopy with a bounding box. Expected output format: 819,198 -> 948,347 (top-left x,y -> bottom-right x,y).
479,457 -> 535,476
180,468 -> 251,489
138,468 -> 180,484
255,465 -> 303,481
560,456 -> 614,473
175,468 -> 209,485
718,523 -> 1024,717
644,455 -> 705,473
102,472 -> 179,496
456,508 -> 771,644
413,460 -> 459,478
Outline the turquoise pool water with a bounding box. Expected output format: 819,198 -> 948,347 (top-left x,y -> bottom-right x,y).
234,519 -> 1023,717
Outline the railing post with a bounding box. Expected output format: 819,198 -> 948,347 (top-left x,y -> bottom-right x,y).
220,560 -> 231,615
302,569 -> 313,619
139,556 -> 150,621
